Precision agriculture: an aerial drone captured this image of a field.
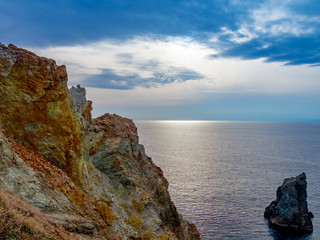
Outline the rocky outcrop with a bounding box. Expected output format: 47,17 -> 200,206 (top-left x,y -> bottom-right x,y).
0,43 -> 200,239
70,84 -> 88,114
0,126 -> 89,239
88,113 -> 199,238
264,172 -> 314,234
0,43 -> 84,183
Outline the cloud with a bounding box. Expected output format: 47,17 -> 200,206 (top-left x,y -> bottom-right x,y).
31,35 -> 320,100
233,0 -> 320,38
226,0 -> 319,40
32,36 -> 214,88
4,0 -> 320,67
212,0 -> 320,65
30,33 -> 320,118
81,68 -> 203,90
219,26 -> 257,43
251,0 -> 320,37
82,55 -> 320,118
0,0 -> 248,46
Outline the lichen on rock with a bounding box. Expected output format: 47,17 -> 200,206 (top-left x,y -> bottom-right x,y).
0,43 -> 84,183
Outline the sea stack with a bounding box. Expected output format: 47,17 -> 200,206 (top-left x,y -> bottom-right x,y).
264,172 -> 314,233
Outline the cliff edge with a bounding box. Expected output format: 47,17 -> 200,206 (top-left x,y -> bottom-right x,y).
0,43 -> 200,240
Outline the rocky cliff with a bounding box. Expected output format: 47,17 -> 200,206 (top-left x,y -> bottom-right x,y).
0,43 -> 200,240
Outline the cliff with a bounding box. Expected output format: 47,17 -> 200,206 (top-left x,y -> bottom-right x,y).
0,43 -> 200,240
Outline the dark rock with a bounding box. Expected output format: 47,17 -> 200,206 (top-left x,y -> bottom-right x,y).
264,172 -> 314,233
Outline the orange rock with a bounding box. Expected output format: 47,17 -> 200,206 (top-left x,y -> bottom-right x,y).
0,43 -> 84,183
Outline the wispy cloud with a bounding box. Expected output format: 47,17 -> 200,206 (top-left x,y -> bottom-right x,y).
32,36 -> 320,110
217,0 -> 320,42
251,0 -> 319,36
32,36 -> 216,89
79,68 -> 203,90
212,0 -> 320,65
219,26 -> 257,43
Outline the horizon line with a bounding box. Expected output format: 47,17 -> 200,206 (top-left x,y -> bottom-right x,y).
134,120 -> 320,122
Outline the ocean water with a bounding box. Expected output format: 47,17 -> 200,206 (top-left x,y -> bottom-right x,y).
135,121 -> 320,240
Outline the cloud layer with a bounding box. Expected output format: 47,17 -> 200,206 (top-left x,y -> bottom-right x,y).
214,0 -> 320,65
33,36 -> 320,108
3,0 -> 320,120
33,37 -> 214,90
2,0 -> 320,65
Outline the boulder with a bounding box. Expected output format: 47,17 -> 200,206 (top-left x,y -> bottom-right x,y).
264,172 -> 314,233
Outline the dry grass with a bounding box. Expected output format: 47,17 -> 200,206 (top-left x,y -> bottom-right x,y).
0,189 -> 56,239
0,189 -> 84,240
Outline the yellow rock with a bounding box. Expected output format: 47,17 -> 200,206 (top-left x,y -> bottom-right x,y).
0,43 -> 84,183
96,201 -> 115,226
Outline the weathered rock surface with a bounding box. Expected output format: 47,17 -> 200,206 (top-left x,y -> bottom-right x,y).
88,113 -> 199,238
70,84 -> 88,114
0,127 -> 75,213
0,43 -> 200,239
0,43 -> 84,183
264,172 -> 314,234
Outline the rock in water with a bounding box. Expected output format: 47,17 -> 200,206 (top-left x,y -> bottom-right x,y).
264,172 -> 314,233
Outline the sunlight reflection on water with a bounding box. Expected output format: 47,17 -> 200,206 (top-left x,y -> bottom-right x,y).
136,121 -> 320,240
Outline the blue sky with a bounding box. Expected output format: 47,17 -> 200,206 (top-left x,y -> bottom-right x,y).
1,0 -> 320,120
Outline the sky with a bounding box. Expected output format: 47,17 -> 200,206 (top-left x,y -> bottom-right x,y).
1,0 -> 320,120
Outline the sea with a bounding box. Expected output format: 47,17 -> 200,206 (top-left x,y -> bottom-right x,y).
135,121 -> 320,240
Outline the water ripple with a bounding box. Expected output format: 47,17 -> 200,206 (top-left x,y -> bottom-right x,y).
136,121 -> 320,240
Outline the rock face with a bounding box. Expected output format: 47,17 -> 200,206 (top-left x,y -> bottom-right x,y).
70,84 -> 88,114
0,126 -> 88,239
88,113 -> 200,238
0,43 -> 84,183
0,43 -> 200,239
264,173 -> 314,234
